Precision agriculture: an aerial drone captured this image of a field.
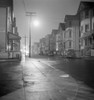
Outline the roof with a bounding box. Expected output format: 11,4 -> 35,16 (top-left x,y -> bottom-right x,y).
77,1 -> 94,13
64,15 -> 78,22
59,23 -> 65,30
0,0 -> 13,7
52,29 -> 58,35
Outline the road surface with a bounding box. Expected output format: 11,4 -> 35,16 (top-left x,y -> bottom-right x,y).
0,56 -> 94,100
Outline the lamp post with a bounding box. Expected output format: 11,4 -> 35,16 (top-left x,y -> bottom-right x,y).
26,12 -> 36,57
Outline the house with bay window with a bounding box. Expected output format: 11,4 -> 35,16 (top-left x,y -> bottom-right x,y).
77,1 -> 94,57
56,23 -> 65,55
64,15 -> 80,57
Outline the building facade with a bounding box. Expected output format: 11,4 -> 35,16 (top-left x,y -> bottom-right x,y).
78,1 -> 94,57
0,0 -> 21,59
49,29 -> 58,55
44,34 -> 50,55
39,38 -> 46,55
64,15 -> 80,57
56,23 -> 65,55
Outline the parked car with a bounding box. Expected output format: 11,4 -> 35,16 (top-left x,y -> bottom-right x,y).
66,49 -> 76,58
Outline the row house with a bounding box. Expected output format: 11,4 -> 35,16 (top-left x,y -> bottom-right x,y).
56,23 -> 65,55
64,15 -> 80,57
36,1 -> 94,58
49,29 -> 58,55
77,1 -> 94,57
0,0 -> 21,59
44,34 -> 50,55
39,38 -> 46,55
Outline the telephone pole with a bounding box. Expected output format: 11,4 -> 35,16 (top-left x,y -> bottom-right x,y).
26,12 -> 36,57
24,35 -> 26,56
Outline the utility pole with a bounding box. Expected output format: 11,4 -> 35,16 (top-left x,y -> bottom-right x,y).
24,35 -> 26,56
26,12 -> 36,57
22,35 -> 27,56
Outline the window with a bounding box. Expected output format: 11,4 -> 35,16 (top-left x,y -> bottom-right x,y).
90,38 -> 92,45
64,33 -> 66,38
85,10 -> 89,18
64,43 -> 65,49
80,26 -> 83,33
85,24 -> 89,32
93,23 -> 94,30
85,39 -> 88,46
69,21 -> 72,27
69,41 -> 71,48
80,11 -> 84,20
93,9 -> 94,17
69,30 -> 72,38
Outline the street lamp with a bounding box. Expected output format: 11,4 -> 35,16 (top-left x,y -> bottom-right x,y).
33,20 -> 40,27
26,12 -> 40,57
26,12 -> 36,57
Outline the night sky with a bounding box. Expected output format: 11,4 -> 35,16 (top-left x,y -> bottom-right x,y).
13,0 -> 92,48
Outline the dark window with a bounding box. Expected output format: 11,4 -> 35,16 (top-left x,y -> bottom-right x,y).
64,33 -> 66,38
85,10 -> 89,18
90,38 -> 92,44
69,21 -> 72,27
85,39 -> 87,46
64,43 -> 65,49
69,41 -> 71,48
85,24 -> 89,32
69,30 -> 72,38
80,26 -> 83,33
93,9 -> 94,16
80,11 -> 84,20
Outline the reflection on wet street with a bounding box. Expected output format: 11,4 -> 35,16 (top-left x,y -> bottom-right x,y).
49,58 -> 94,88
0,62 -> 23,96
0,57 -> 94,100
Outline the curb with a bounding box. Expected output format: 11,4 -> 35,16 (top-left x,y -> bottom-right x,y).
0,59 -> 21,62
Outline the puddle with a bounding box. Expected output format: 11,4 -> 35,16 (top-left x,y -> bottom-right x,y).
60,74 -> 69,78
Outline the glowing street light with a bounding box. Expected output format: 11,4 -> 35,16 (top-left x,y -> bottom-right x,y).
33,20 -> 40,27
26,12 -> 40,57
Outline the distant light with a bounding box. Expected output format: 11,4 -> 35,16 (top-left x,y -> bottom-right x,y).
33,20 -> 40,27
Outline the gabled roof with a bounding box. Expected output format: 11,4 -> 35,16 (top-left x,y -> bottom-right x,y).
52,29 -> 58,35
64,15 -> 78,22
0,0 -> 13,7
77,1 -> 94,13
58,23 -> 65,30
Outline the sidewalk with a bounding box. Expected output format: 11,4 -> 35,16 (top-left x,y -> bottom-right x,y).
0,59 -> 78,100
0,58 -> 21,62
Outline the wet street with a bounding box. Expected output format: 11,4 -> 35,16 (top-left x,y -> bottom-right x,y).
0,56 -> 94,100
